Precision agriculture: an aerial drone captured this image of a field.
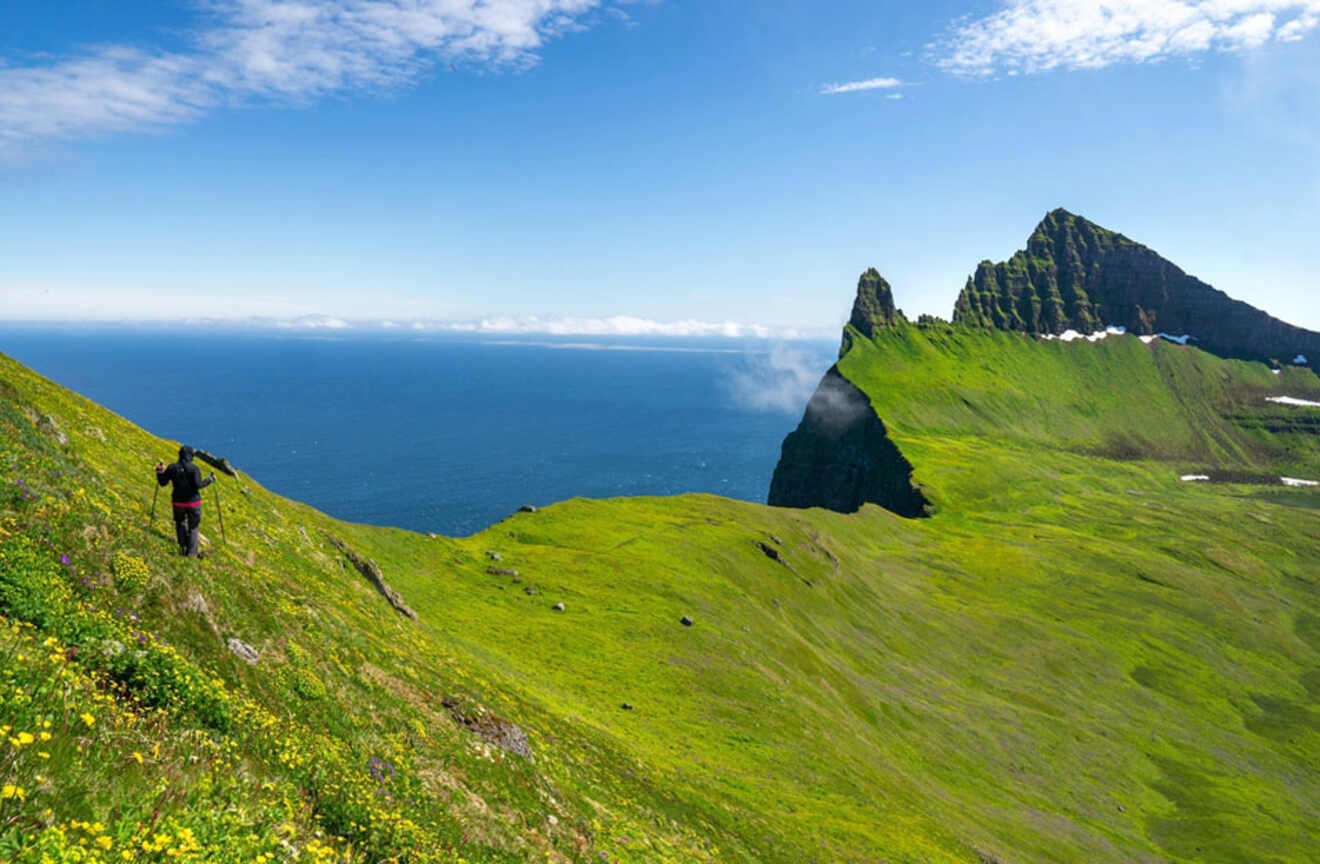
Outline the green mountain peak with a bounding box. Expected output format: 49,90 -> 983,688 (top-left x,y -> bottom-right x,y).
953,209 -> 1320,362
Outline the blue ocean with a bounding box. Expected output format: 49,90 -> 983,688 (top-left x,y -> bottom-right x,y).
0,327 -> 834,536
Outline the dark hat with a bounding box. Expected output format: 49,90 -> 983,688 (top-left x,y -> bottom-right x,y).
178,445 -> 195,462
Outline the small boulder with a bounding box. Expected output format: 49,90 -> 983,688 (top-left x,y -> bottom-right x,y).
769,534 -> 783,546
680,616 -> 693,627
621,703 -> 635,711
227,637 -> 260,665
524,586 -> 538,596
552,602 -> 566,612
487,551 -> 503,562
518,505 -> 538,513
487,567 -> 519,577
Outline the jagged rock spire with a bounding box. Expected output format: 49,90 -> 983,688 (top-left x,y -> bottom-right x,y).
849,268 -> 904,339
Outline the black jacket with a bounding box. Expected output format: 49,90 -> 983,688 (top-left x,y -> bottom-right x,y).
157,455 -> 213,504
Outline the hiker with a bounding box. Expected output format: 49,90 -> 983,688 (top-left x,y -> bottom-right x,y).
155,445 -> 215,557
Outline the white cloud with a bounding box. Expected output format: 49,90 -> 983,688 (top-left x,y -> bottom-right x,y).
272,315 -> 352,329
0,0 -> 613,153
723,343 -> 832,414
820,76 -> 904,95
433,314 -> 782,338
938,1 -> 1320,76
0,289 -> 827,339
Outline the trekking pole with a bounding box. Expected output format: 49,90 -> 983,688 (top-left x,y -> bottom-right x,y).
149,481 -> 159,529
213,480 -> 227,544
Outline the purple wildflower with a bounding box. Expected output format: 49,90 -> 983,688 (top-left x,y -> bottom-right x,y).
367,756 -> 396,782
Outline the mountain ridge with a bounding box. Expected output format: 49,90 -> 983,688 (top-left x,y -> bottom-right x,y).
772,208 -> 1320,518
952,208 -> 1320,363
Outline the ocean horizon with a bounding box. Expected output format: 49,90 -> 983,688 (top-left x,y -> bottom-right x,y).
0,325 -> 835,536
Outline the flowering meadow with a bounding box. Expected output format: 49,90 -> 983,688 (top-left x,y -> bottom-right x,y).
0,354 -> 726,863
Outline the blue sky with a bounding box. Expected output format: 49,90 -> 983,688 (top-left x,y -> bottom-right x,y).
2,0 -> 1318,335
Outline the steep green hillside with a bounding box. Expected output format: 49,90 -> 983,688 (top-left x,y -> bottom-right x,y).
838,321 -> 1320,505
2,332 -> 1319,864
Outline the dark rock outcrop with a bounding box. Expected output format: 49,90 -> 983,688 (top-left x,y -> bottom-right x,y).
195,449 -> 239,478
952,208 -> 1320,363
768,366 -> 929,518
757,542 -> 785,565
325,535 -> 418,621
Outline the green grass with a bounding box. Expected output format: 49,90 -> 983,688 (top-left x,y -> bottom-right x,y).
0,325 -> 1317,863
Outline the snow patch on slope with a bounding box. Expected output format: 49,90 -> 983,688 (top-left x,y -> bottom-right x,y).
1044,326 -> 1126,343
1267,396 -> 1320,408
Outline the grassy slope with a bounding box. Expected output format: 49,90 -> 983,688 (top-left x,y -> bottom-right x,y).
1,328 -> 1318,864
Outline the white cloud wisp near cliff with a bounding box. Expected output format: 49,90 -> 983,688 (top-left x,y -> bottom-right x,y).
938,0 -> 1320,76
0,0 -> 615,154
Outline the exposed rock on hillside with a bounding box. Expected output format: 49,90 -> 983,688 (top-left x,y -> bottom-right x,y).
325,534 -> 418,620
227,637 -> 260,665
442,695 -> 532,761
768,366 -> 929,518
195,449 -> 239,478
952,208 -> 1320,362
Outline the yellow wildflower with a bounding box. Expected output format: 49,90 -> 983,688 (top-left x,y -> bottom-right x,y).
96,836 -> 113,850
133,751 -> 144,764
0,784 -> 25,800
80,712 -> 95,728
